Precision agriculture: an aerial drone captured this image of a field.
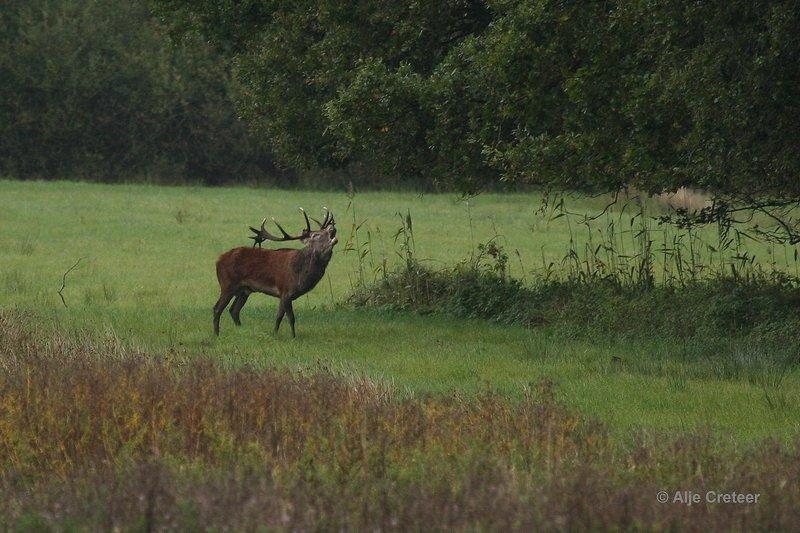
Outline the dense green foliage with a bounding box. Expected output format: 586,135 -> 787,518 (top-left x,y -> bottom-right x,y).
0,0 -> 274,183
156,0 -> 800,195
5,0 -> 798,194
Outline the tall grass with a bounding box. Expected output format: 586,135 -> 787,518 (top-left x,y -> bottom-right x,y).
1,310 -> 799,530
339,187 -> 800,296
534,189 -> 800,287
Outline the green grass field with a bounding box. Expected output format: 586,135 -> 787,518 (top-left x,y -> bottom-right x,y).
2,179 -> 799,444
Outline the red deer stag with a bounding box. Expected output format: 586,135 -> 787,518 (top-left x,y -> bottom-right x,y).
213,208 -> 337,337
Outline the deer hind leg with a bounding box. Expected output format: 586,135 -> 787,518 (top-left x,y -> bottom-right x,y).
213,288 -> 236,336
229,290 -> 251,326
285,299 -> 296,338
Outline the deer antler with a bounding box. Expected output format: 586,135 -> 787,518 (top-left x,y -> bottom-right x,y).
299,207 -> 312,233
309,206 -> 335,229
249,210 -> 310,247
320,207 -> 335,229
249,218 -> 268,248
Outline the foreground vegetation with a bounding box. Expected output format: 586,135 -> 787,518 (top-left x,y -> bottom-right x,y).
1,311 -> 798,530
2,180 -> 800,444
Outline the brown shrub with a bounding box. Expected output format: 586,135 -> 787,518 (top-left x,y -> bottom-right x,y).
622,186 -> 713,214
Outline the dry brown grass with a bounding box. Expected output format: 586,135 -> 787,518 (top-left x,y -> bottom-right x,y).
653,187 -> 712,213
621,186 -> 712,214
1,310 -> 798,530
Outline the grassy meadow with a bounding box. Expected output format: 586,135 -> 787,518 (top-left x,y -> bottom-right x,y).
2,179 -> 800,445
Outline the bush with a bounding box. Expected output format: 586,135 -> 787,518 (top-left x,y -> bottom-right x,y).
350,256 -> 800,351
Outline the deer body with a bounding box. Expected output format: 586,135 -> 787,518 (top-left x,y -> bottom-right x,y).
213,209 -> 337,337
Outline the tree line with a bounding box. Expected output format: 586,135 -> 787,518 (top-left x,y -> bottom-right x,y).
3,0 -> 799,201
153,0 -> 800,199
0,0 -> 277,185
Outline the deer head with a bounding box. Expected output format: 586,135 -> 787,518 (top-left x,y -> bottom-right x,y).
303,207 -> 338,258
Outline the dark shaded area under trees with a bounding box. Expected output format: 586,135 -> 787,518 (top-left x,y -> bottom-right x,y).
0,0 -> 279,185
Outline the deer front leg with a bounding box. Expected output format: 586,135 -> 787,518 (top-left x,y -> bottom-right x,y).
274,298 -> 287,334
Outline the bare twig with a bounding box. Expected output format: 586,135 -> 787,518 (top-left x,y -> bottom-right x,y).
755,205 -> 800,245
58,258 -> 84,308
547,189 -> 622,223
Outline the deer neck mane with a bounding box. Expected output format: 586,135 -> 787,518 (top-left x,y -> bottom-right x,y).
292,245 -> 333,295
